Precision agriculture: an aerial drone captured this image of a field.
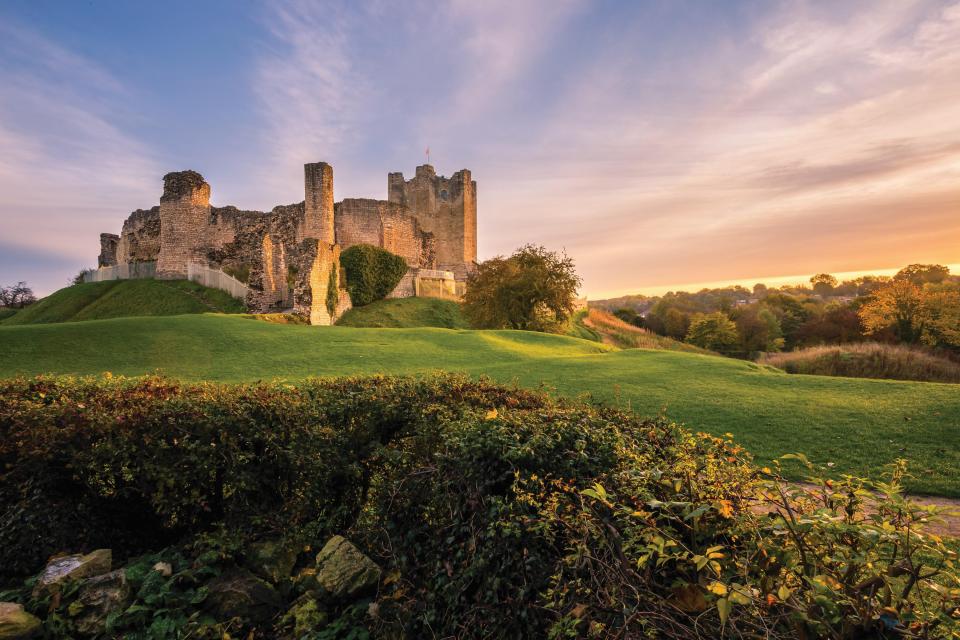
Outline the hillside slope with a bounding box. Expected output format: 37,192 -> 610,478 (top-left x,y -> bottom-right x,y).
576,308 -> 711,353
337,297 -> 467,328
1,314 -> 958,496
2,280 -> 246,325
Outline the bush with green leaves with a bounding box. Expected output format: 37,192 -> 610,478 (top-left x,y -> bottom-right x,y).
339,244 -> 408,306
1,374 -> 957,638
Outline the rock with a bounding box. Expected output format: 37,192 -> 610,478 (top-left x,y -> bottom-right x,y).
204,569 -> 282,624
314,536 -> 380,600
33,550 -> 112,598
292,567 -> 320,595
71,570 -> 131,637
245,539 -> 297,584
281,596 -> 327,636
152,562 -> 172,578
0,603 -> 41,639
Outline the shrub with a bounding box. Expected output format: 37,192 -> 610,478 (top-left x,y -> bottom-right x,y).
1,375 -> 957,638
339,244 -> 408,306
759,342 -> 960,383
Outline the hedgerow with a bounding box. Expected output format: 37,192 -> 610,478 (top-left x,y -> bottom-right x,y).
0,375 -> 957,638
339,244 -> 408,306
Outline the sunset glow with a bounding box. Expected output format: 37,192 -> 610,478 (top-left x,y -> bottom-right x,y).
1,0 -> 958,295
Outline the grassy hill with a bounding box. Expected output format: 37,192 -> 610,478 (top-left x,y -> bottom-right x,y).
1,313 -> 958,496
574,308 -> 711,353
1,280 -> 246,325
337,297 -> 467,328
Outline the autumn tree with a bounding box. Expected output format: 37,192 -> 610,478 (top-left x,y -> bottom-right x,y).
922,282 -> 960,349
685,312 -> 739,353
462,244 -> 581,333
894,263 -> 950,285
858,279 -> 927,343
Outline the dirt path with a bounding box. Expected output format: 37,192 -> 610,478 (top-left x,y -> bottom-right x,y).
751,484 -> 960,537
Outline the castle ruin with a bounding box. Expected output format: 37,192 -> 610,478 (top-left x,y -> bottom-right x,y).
96,162 -> 477,324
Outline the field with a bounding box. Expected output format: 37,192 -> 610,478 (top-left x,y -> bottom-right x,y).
1,313 -> 958,496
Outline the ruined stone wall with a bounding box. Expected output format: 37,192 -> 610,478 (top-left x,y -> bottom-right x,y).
115,207 -> 161,264
98,234 -> 119,267
387,164 -> 477,278
334,199 -> 424,268
96,159 -> 477,321
386,269 -> 417,298
293,239 -> 351,325
156,171 -> 211,279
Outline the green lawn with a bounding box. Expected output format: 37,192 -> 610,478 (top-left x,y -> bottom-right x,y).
1,314 -> 958,496
1,280 -> 246,325
337,297 -> 467,328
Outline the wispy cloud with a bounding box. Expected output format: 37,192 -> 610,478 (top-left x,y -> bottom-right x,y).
0,20 -> 159,292
253,0 -> 365,199
5,1 -> 959,298
461,0 -> 960,296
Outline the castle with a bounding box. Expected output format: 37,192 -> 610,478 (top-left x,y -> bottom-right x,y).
96,162 -> 477,324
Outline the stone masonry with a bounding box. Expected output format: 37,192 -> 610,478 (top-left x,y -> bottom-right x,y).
96,161 -> 477,324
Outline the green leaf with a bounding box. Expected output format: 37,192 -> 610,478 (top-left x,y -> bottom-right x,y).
717,597 -> 731,626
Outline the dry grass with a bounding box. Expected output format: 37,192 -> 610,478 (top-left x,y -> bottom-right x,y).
759,342 -> 960,384
581,308 -> 711,354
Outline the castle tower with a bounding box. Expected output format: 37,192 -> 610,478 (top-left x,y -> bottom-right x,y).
98,233 -> 119,267
304,162 -> 335,244
387,164 -> 477,278
156,170 -> 211,279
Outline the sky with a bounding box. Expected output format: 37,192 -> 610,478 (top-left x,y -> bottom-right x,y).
1,0 -> 958,299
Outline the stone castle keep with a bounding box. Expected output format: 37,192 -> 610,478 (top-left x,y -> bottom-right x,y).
96,162 -> 477,324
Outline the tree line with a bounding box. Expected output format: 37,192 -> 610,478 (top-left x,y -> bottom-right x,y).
598,264 -> 960,357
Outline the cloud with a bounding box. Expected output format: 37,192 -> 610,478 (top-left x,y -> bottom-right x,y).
0,19 -> 160,293
460,0 -> 960,296
253,0 -> 363,198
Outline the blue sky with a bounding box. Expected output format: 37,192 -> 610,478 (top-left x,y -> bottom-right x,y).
2,0 -> 959,297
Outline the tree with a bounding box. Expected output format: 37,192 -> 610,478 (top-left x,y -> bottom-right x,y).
663,308 -> 690,340
894,264 -> 950,285
0,282 -> 36,308
810,273 -> 837,297
735,305 -> 784,353
685,312 -> 739,353
851,275 -> 890,296
794,305 -> 864,346
462,244 -> 581,332
858,279 -> 926,343
612,308 -> 644,327
920,282 -> 960,349
763,292 -> 810,349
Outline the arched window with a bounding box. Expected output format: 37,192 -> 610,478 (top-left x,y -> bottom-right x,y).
439,189 -> 449,201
